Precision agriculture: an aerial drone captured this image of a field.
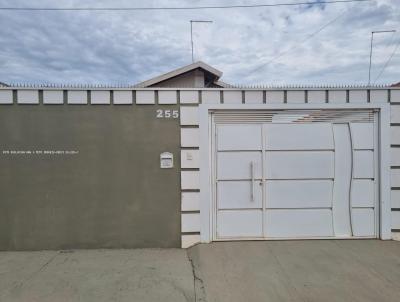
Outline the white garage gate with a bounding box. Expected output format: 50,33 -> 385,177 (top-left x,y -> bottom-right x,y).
209,109 -> 380,240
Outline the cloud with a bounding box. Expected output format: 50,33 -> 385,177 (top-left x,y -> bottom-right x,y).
0,0 -> 398,85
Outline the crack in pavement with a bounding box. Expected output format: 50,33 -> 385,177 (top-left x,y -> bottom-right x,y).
186,250 -> 207,302
1,251 -> 60,300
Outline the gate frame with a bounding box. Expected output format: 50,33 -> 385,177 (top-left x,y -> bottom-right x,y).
199,103 -> 391,242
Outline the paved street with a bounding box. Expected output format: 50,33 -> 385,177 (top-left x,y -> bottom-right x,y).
1,240 -> 400,302
0,249 -> 194,302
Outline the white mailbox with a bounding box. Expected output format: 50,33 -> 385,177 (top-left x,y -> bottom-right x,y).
160,152 -> 174,169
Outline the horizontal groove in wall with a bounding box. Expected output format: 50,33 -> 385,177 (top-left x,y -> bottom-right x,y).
391,187 -> 400,190
180,125 -> 200,129
181,168 -> 200,171
181,189 -> 200,193
392,208 -> 400,211
179,103 -> 199,107
181,147 -> 200,150
391,166 -> 400,169
390,123 -> 400,126
181,210 -> 201,214
181,232 -> 201,235
392,229 -> 400,232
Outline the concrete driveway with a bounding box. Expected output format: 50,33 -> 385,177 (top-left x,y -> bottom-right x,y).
1,240 -> 400,302
188,240 -> 400,302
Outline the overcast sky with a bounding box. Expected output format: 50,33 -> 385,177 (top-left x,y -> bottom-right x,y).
0,0 -> 399,86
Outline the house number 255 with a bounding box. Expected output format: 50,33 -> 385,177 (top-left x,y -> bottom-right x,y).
156,109 -> 179,119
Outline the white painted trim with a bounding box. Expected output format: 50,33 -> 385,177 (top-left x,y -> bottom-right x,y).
391,90 -> 400,103
202,90 -> 220,104
136,90 -> 155,104
158,90 -> 177,104
113,90 -> 133,104
181,234 -> 201,248
391,106 -> 400,123
349,90 -> 368,103
244,90 -> 263,104
212,235 -> 378,241
181,213 -> 201,232
181,128 -> 200,147
392,232 -> 400,241
307,90 -> 326,104
328,90 -> 347,104
370,90 -> 388,103
391,190 -> 400,208
286,90 -> 305,103
224,90 -> 242,104
43,90 -> 63,104
91,90 -> 110,104
199,109 -> 213,242
391,126 -> 400,145
2,87 -> 398,92
182,192 -> 200,211
265,91 -> 284,103
391,147 -> 400,166
180,106 -> 199,125
199,103 -> 391,243
67,90 -> 87,104
0,89 -> 13,104
391,212 -> 400,229
181,171 -> 200,190
17,90 -> 39,104
180,90 -> 199,104
181,149 -> 200,169
392,169 -> 400,187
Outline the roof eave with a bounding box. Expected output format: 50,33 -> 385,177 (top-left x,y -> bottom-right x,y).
134,61 -> 223,88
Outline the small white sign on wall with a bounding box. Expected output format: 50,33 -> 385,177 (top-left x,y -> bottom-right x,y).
160,152 -> 174,168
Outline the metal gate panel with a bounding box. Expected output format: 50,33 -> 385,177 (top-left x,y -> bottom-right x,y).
266,180 -> 332,208
265,209 -> 334,238
212,109 -> 378,240
265,151 -> 334,179
264,123 -> 334,150
217,124 -> 262,150
218,181 -> 263,209
217,152 -> 262,180
217,210 -> 263,238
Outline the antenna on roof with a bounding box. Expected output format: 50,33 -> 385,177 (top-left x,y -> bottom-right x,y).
368,30 -> 396,86
190,20 -> 213,63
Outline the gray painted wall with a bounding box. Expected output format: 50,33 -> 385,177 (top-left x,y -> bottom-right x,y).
0,104 -> 181,250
